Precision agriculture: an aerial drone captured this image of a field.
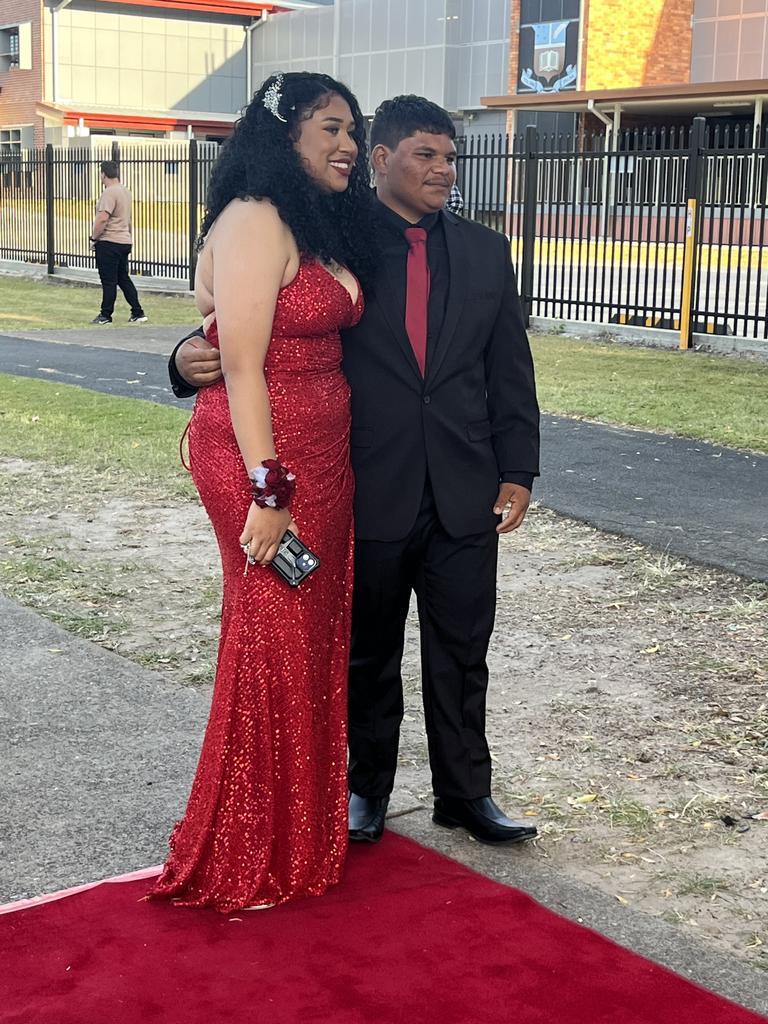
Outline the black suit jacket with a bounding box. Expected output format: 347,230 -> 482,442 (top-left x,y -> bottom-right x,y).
343,210 -> 539,542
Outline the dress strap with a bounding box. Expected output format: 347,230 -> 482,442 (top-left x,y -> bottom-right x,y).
179,420 -> 192,473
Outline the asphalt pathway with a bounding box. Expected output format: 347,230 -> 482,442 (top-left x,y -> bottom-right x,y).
1,331 -> 767,582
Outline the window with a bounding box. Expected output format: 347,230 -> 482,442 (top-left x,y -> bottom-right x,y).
8,26 -> 18,68
1,127 -> 22,153
1,128 -> 22,188
0,23 -> 32,72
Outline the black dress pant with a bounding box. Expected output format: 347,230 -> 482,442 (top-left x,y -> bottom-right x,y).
348,479 -> 498,801
94,241 -> 144,318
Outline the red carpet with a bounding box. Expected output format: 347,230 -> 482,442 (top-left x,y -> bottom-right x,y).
2,832 -> 764,1024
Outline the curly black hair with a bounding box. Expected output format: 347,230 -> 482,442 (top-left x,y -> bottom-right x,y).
199,72 -> 376,284
370,95 -> 456,151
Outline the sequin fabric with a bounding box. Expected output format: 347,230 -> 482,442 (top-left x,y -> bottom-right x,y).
148,260 -> 363,913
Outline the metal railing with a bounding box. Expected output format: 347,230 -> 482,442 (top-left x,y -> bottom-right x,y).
0,140 -> 218,287
2,125 -> 767,341
456,122 -> 767,342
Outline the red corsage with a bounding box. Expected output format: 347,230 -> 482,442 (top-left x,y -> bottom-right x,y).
249,459 -> 296,510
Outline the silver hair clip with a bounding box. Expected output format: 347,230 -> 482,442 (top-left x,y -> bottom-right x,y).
263,74 -> 287,123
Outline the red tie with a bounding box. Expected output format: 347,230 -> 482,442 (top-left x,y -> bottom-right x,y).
404,226 -> 430,376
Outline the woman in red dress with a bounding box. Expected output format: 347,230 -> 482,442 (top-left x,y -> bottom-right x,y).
149,73 -> 375,912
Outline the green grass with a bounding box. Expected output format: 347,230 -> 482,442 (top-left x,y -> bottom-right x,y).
530,336 -> 768,453
0,373 -> 192,496
605,797 -> 657,837
676,874 -> 731,898
1,278 -> 766,454
0,275 -> 198,331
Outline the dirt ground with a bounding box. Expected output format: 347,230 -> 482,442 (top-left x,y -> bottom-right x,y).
1,455 -> 766,969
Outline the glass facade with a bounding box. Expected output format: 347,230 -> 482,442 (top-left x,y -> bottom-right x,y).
251,0 -> 511,127
691,0 -> 768,82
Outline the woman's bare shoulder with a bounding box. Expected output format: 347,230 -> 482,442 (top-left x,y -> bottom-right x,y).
213,197 -> 287,240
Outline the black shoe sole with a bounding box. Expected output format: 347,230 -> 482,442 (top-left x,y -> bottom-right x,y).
348,829 -> 384,844
432,811 -> 536,846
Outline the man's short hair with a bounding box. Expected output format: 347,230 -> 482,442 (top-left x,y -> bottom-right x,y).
100,160 -> 119,179
370,95 -> 456,151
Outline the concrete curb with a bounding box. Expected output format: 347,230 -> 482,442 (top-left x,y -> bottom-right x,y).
0,259 -> 193,299
531,315 -> 768,361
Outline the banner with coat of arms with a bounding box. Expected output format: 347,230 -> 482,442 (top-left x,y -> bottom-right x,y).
518,18 -> 579,94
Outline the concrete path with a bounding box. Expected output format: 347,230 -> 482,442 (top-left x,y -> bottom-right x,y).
1,594 -> 767,1016
2,329 -> 767,582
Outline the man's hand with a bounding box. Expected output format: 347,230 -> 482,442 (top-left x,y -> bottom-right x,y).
176,336 -> 223,388
493,483 -> 531,534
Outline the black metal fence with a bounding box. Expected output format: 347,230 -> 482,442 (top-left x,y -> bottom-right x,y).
456,121 -> 768,341
2,125 -> 767,341
0,140 -> 218,287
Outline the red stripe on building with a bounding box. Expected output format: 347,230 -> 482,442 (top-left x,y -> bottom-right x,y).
58,110 -> 236,134
92,0 -> 282,17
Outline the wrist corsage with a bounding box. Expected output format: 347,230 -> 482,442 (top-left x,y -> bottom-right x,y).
249,459 -> 295,510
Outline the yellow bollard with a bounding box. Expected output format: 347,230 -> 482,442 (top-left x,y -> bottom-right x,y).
679,198 -> 697,350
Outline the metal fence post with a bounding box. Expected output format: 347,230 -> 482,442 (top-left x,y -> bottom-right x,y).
679,116 -> 706,349
521,124 -> 537,327
45,144 -> 55,275
188,139 -> 199,291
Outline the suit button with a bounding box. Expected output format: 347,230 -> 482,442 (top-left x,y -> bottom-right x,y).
423,395 -> 431,405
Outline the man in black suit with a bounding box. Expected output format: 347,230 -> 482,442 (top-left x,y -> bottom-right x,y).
169,95 -> 540,847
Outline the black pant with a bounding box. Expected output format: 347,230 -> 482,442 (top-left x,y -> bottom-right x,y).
348,479 -> 498,801
94,241 -> 144,318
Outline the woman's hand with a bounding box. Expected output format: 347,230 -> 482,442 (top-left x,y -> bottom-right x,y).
239,503 -> 297,566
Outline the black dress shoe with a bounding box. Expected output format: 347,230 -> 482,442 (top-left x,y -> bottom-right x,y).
348,793 -> 389,843
433,796 -> 537,846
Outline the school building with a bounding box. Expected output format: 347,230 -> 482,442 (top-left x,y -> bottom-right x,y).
0,0 -> 288,153
2,1 -> 767,154
496,0 -> 768,138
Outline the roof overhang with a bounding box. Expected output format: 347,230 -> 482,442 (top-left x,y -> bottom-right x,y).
482,79 -> 768,117
37,102 -> 238,133
61,0 -> 284,19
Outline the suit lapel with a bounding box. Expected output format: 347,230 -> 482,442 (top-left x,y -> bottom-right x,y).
373,257 -> 424,384
426,213 -> 468,385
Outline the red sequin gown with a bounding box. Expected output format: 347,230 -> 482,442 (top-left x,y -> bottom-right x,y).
149,260 -> 363,912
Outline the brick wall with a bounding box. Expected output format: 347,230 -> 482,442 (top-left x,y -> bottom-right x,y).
583,0 -> 693,90
506,0 -> 521,134
0,0 -> 44,145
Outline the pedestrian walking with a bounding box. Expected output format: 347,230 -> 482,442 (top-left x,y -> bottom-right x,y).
89,161 -> 147,325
